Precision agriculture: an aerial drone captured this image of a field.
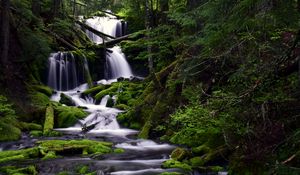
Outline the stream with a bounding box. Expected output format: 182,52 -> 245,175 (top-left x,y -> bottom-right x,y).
0,14 -> 224,175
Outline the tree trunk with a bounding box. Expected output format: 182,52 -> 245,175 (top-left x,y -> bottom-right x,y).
52,0 -> 62,18
1,0 -> 10,65
31,0 -> 41,16
145,0 -> 154,72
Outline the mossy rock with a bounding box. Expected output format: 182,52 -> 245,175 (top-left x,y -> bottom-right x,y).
95,84 -> 119,100
77,165 -> 89,174
192,145 -> 211,155
54,106 -> 87,128
189,156 -> 204,167
43,130 -> 62,137
31,85 -> 53,97
42,151 -> 57,160
0,121 -> 21,142
19,122 -> 43,131
171,147 -> 189,161
0,165 -> 38,175
0,147 -> 40,163
30,130 -> 43,137
37,139 -> 112,155
43,105 -> 54,135
162,160 -> 192,171
114,148 -> 125,154
82,84 -> 109,96
59,93 -> 76,106
30,92 -> 50,109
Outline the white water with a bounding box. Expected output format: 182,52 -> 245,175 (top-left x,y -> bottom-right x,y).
107,46 -> 133,79
47,52 -> 87,91
85,15 -> 133,79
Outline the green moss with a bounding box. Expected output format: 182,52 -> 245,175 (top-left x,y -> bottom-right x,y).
54,106 -> 87,128
171,148 -> 189,161
42,151 -> 57,160
95,84 -> 119,100
162,160 -> 192,171
0,147 -> 40,163
138,120 -> 152,139
189,156 -> 204,167
114,148 -> 125,153
43,105 -> 54,135
37,139 -> 112,154
30,130 -> 43,137
30,92 -> 50,109
82,85 -> 109,96
0,165 -> 38,175
19,122 -> 43,131
77,165 -> 89,174
0,120 -> 21,141
159,172 -> 183,175
59,93 -> 75,106
114,104 -> 129,110
31,85 -> 53,97
57,171 -> 70,175
192,145 -> 211,155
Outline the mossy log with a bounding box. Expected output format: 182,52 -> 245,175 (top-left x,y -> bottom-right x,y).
43,105 -> 54,135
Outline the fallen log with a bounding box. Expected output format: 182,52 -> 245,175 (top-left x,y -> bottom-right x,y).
44,29 -> 78,50
75,20 -> 115,40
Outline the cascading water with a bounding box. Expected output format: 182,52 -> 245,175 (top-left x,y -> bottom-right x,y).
41,14 -> 196,175
106,46 -> 133,79
47,52 -> 88,91
85,15 -> 133,79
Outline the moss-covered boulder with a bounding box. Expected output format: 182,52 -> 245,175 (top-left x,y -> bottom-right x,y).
59,93 -> 76,106
54,105 -> 87,128
171,147 -> 189,161
0,120 -> 21,142
31,85 -> 53,97
162,160 -> 192,171
95,84 -> 119,100
30,130 -> 43,137
19,122 -> 43,131
82,84 -> 109,96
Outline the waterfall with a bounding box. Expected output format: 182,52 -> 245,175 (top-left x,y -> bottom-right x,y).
85,16 -> 132,79
106,46 -> 133,79
85,16 -> 126,44
47,52 -> 87,91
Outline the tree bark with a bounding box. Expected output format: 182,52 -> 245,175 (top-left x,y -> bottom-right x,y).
145,0 -> 154,72
1,0 -> 10,65
31,0 -> 41,16
52,0 -> 62,18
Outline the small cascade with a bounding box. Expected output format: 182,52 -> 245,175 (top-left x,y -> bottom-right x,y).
85,16 -> 126,44
106,46 -> 133,79
47,52 -> 89,91
100,95 -> 110,106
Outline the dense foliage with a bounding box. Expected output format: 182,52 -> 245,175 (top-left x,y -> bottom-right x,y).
0,0 -> 299,174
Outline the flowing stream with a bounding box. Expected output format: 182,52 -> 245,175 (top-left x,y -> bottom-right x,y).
32,15 -> 184,174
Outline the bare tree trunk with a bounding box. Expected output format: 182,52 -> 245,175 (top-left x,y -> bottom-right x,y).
1,0 -> 10,65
